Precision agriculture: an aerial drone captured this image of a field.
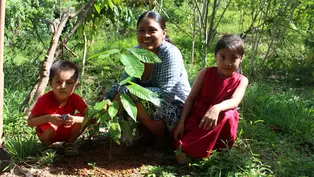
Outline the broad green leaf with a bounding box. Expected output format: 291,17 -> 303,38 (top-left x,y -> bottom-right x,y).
108,0 -> 114,10
100,112 -> 111,123
112,0 -> 122,4
94,99 -> 110,111
128,48 -> 161,63
87,105 -> 98,117
109,121 -> 121,143
120,94 -> 137,122
108,101 -> 119,118
120,54 -> 144,79
87,49 -> 120,60
119,76 -> 133,85
290,22 -> 297,30
94,4 -> 101,14
113,6 -> 119,16
126,82 -> 161,106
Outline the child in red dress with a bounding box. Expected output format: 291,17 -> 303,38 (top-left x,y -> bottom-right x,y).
174,34 -> 249,162
28,60 -> 87,156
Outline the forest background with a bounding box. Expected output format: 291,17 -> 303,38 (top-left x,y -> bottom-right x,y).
2,0 -> 314,176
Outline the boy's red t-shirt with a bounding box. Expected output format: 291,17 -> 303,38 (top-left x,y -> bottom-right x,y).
31,91 -> 87,143
31,91 -> 87,116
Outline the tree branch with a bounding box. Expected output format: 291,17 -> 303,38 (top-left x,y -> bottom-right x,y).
63,44 -> 78,57
31,20 -> 47,49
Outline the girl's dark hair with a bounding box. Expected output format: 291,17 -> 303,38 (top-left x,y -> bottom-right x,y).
49,60 -> 79,81
214,34 -> 244,57
137,11 -> 171,43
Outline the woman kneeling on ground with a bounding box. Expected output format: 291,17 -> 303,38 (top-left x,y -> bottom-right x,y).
101,11 -> 190,148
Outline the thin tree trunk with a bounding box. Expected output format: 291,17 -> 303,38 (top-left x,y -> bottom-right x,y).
0,0 -> 6,145
206,0 -> 218,48
191,7 -> 196,64
202,0 -> 209,64
81,23 -> 87,79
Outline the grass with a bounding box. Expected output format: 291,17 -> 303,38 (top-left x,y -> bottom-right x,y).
139,81 -> 313,177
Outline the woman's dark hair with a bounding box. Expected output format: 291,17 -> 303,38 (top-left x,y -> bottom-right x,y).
49,60 -> 79,82
214,34 -> 244,57
137,11 -> 171,43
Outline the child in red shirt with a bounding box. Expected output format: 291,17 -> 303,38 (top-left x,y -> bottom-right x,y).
28,60 -> 87,156
174,34 -> 249,163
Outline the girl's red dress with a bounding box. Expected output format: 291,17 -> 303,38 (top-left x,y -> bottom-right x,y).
176,67 -> 244,158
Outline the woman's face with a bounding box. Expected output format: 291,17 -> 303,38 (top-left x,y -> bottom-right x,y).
137,17 -> 166,53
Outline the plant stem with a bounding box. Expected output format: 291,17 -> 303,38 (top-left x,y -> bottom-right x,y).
109,138 -> 112,160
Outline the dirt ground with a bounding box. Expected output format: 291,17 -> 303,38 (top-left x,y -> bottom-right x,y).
2,138 -> 178,177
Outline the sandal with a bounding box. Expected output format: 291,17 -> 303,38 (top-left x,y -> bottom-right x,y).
63,143 -> 79,157
40,145 -> 55,155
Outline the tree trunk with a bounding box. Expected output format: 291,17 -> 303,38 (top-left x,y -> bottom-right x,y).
0,0 -> 6,145
191,7 -> 196,64
81,23 -> 87,79
206,0 -> 218,49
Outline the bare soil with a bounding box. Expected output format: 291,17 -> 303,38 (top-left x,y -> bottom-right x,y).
2,138 -> 177,177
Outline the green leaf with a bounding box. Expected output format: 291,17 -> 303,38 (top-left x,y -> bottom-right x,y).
108,0 -> 114,10
112,0 -> 122,4
94,4 -> 101,14
94,99 -> 111,111
87,49 -> 120,60
126,82 -> 161,106
108,101 -> 119,118
120,54 -> 144,79
100,112 -> 111,123
119,76 -> 133,85
120,94 -> 137,122
109,121 -> 121,143
127,48 -> 161,63
87,105 -> 98,117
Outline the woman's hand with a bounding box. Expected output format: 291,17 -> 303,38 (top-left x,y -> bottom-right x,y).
104,100 -> 112,110
199,106 -> 220,130
174,121 -> 185,140
49,114 -> 63,126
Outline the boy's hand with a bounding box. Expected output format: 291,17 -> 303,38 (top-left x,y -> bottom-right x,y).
63,114 -> 74,126
199,106 -> 220,130
49,114 -> 63,126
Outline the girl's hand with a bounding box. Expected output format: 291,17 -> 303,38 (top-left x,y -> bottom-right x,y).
199,106 -> 220,130
173,121 -> 185,140
49,114 -> 63,126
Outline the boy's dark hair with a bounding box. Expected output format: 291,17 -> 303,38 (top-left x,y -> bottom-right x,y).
214,34 -> 244,57
49,60 -> 79,81
137,11 -> 171,43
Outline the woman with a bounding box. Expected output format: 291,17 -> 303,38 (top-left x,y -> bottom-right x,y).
104,11 -> 190,147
